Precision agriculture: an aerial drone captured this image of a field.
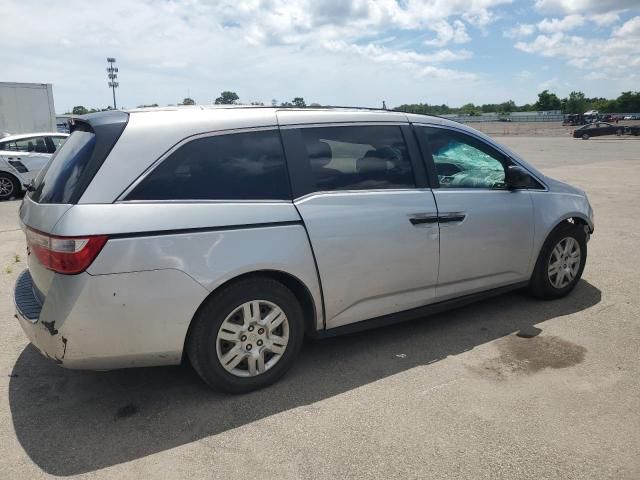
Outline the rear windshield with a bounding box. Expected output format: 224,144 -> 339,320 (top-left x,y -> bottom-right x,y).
29,128 -> 96,204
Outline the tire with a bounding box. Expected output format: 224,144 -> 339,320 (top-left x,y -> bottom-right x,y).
616,129 -> 623,136
0,172 -> 20,201
581,133 -> 589,140
187,276 -> 304,393
529,221 -> 587,300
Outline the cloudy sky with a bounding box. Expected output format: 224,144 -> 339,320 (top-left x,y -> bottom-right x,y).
2,0 -> 639,112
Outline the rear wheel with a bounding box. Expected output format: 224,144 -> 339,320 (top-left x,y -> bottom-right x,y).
581,133 -> 589,140
187,276 -> 304,393
0,173 -> 20,201
616,129 -> 623,136
529,222 -> 587,300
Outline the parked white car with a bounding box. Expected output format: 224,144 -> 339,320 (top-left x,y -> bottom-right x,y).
0,132 -> 68,200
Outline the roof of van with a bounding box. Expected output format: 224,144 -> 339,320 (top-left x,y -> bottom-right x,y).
122,104 -> 467,128
125,104 -> 405,113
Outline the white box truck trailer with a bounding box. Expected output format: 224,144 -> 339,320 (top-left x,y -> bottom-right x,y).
0,82 -> 57,135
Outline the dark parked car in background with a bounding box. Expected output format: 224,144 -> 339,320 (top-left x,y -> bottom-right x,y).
573,122 -> 624,139
563,114 -> 586,126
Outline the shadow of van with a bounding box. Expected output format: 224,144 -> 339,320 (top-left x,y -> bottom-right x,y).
10,280 -> 601,476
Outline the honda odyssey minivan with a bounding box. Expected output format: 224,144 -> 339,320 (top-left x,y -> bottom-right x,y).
14,106 -> 594,392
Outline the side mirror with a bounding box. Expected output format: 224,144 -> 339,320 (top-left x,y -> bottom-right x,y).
505,165 -> 531,190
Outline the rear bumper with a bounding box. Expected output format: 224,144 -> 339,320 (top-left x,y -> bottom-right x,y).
13,268 -> 209,370
14,270 -> 67,363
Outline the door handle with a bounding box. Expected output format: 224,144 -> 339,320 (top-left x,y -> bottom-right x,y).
409,214 -> 439,226
438,212 -> 466,224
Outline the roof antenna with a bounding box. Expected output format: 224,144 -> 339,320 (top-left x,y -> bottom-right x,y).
382,100 -> 387,110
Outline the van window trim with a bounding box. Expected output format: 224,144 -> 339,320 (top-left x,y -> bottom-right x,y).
293,187 -> 434,204
116,125 -> 291,202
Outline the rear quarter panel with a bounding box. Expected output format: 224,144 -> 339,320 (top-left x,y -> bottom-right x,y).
74,203 -> 324,331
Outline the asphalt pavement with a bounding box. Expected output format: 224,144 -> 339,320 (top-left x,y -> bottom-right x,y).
0,136 -> 638,479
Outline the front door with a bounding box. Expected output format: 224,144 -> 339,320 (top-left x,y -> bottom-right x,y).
281,123 -> 440,329
415,125 -> 535,300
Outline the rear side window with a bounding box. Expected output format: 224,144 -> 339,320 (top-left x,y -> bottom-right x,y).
126,129 -> 290,201
299,125 -> 415,192
29,130 -> 97,203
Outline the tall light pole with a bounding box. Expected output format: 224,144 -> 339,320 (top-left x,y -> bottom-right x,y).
106,57 -> 119,109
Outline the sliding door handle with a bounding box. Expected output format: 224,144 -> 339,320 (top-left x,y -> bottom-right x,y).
438,212 -> 466,223
409,214 -> 439,226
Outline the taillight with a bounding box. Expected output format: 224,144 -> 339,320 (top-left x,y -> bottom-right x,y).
26,228 -> 108,274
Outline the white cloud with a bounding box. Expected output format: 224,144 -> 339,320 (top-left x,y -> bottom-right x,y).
323,41 -> 473,64
534,0 -> 638,15
585,72 -> 607,80
503,23 -> 536,38
590,12 -> 620,26
3,0 -> 507,111
614,15 -> 640,36
417,66 -> 478,80
214,0 -> 511,46
537,14 -> 585,33
538,77 -> 562,90
515,21 -> 640,73
424,20 -> 470,46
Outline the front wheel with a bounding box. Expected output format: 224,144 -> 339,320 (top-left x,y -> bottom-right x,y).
0,173 -> 20,201
529,222 -> 587,300
616,129 -> 623,136
187,276 -> 304,393
581,133 -> 590,140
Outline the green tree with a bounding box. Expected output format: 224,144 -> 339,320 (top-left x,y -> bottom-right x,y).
72,105 -> 89,115
615,91 -> 640,113
564,91 -> 588,114
460,103 -> 480,116
292,97 -> 306,107
181,97 -> 195,105
393,103 -> 451,115
499,100 -> 517,113
589,98 -> 615,113
534,90 -> 561,111
214,91 -> 239,104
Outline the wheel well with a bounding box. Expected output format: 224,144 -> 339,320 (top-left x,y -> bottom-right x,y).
181,270 -> 318,363
563,216 -> 591,233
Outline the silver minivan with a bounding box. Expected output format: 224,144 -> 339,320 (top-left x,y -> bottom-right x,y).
14,107 -> 594,392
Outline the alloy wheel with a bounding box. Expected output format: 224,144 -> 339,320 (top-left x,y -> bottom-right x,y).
215,300 -> 289,377
0,177 -> 14,197
548,237 -> 581,289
